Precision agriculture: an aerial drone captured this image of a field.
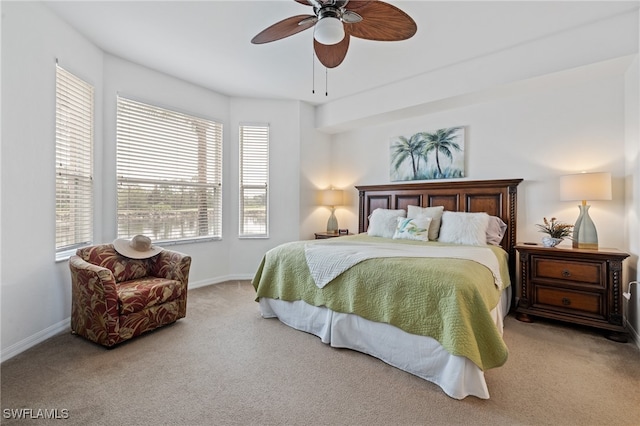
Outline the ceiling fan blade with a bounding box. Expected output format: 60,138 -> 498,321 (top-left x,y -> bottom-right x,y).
347,1 -> 417,41
251,14 -> 316,44
294,0 -> 313,5
314,34 -> 350,68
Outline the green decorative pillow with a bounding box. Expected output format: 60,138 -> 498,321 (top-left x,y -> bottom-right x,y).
393,216 -> 432,241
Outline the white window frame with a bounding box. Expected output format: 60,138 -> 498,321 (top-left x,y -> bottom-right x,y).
55,64 -> 94,259
116,96 -> 223,243
239,123 -> 269,238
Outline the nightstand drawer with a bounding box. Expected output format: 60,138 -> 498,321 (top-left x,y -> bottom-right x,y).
532,257 -> 603,286
535,286 -> 602,316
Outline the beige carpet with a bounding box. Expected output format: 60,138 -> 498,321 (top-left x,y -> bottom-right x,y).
2,280 -> 639,426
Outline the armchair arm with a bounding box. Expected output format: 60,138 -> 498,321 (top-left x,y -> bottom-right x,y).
150,249 -> 192,287
69,255 -> 121,346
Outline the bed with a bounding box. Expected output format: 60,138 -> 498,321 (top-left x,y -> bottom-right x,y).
252,178 -> 522,399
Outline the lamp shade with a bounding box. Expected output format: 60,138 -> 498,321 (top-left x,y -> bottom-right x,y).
559,172 -> 612,202
320,189 -> 344,207
314,17 -> 345,45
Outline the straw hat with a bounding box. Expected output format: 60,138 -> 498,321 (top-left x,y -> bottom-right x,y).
112,235 -> 162,259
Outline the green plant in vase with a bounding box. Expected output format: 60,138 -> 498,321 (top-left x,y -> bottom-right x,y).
536,217 -> 573,247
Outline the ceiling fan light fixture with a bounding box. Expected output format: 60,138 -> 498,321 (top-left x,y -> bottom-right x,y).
314,16 -> 345,45
252,0 -> 417,72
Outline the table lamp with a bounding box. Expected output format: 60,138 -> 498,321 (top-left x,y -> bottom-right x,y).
321,189 -> 344,234
559,172 -> 611,250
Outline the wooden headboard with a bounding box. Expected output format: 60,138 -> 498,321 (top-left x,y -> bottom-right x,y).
356,178 -> 523,270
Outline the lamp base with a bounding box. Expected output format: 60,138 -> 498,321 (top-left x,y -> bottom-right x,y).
572,204 -> 599,250
326,208 -> 338,234
572,241 -> 599,250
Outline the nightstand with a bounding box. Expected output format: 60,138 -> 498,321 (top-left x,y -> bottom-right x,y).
314,232 -> 350,239
515,244 -> 629,342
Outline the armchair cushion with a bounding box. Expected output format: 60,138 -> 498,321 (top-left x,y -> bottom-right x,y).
118,277 -> 184,315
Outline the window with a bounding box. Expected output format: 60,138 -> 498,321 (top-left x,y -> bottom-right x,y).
239,124 -> 269,237
116,96 -> 223,242
55,64 -> 94,255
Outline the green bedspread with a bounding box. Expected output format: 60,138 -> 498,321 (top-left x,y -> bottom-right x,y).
252,234 -> 511,371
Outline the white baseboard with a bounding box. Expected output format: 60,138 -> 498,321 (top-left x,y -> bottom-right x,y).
188,274 -> 254,289
1,318 -> 70,363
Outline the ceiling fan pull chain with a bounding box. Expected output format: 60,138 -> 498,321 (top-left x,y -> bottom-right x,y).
325,67 -> 328,97
312,50 -> 315,94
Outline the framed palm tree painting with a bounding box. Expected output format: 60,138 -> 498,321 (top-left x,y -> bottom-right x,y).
390,126 -> 465,181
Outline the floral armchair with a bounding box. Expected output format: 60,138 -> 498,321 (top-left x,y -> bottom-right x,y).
69,244 -> 192,347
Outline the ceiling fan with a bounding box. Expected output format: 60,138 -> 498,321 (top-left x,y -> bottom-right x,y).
251,0 -> 417,69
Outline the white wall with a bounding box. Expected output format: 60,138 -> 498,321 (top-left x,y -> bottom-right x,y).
331,65 -> 629,249
624,55 -> 640,342
1,1 -> 104,360
0,2 -> 330,361
299,102 -> 335,238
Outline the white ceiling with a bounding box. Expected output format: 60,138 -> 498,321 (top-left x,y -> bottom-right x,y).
44,1 -> 639,106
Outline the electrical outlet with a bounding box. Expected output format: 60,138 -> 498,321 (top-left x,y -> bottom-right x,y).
623,281 -> 638,301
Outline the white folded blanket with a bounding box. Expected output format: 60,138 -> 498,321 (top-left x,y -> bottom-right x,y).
304,241 -> 503,289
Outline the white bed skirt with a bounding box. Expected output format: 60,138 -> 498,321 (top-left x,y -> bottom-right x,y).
258,287 -> 511,400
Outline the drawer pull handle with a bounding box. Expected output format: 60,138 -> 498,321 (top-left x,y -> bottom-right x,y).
562,269 -> 571,277
562,297 -> 571,306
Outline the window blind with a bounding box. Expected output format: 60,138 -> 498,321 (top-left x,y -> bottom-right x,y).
116,97 -> 223,242
239,124 -> 269,237
55,65 -> 94,253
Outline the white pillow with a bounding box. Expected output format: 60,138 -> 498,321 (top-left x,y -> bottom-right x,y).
438,211 -> 490,246
486,216 -> 508,245
367,208 -> 406,238
407,205 -> 445,241
393,216 -> 433,241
